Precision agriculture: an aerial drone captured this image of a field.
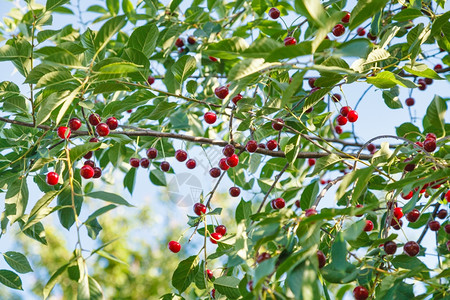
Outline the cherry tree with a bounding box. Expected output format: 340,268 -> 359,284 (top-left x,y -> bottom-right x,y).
0,0 -> 449,299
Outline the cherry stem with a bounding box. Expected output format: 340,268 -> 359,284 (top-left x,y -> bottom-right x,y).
255,162 -> 290,215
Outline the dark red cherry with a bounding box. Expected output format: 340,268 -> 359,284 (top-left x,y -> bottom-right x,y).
160,161 -> 170,172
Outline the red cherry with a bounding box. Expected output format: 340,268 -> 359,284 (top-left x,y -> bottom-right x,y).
219,158 -> 230,171
444,224 -> 450,234
96,123 -> 110,137
93,167 -> 102,178
187,36 -> 196,44
447,241 -> 450,251
84,160 -> 95,168
391,218 -> 403,230
129,158 -> 140,168
256,252 -> 271,263
355,204 -> 364,217
210,232 -> 222,244
175,150 -> 188,162
367,32 -> 377,40
423,138 -> 436,152
428,220 -> 440,231
272,118 -> 284,131
335,126 -> 343,134
232,94 -> 243,105
424,78 -> 433,85
146,148 -> 158,159
363,220 -> 374,232
268,7 -> 280,19
106,117 -> 118,130
403,241 -> 420,256
89,137 -> 99,143
83,151 -> 93,159
258,143 -> 266,149
246,140 -> 258,153
46,172 -> 59,185
317,250 -> 326,268
222,144 -> 235,157
353,286 -> 369,300
193,203 -> 206,216
284,36 -> 297,46
206,269 -> 214,280
445,190 -> 450,202
340,106 -> 351,116
434,64 -> 443,71
305,208 -> 317,217
140,158 -> 150,168
341,11 -> 350,23
394,207 -> 403,219
357,27 -> 366,36
384,241 -> 397,255
401,191 -> 413,200
367,144 -> 376,153
127,109 -> 133,113
266,139 -> 278,150
210,289 -> 215,299
208,56 -> 218,62
88,113 -> 101,126
406,209 -> 420,222
271,197 -> 285,209
68,118 -> 81,131
175,38 -> 184,47
226,154 -> 239,167
308,158 -> 316,167
347,110 -> 358,122
418,80 -> 426,90
229,187 -> 241,197
336,115 -> 348,126
57,126 -> 71,139
204,112 -> 217,124
215,225 -> 226,236
426,133 -> 437,140
209,167 -> 221,178
437,209 -> 447,219
168,241 -> 181,253
332,94 -> 341,102
214,86 -> 229,99
147,76 -> 155,85
332,24 -> 345,37
160,161 -> 170,172
308,77 -> 317,88
186,159 -> 196,169
80,165 -> 94,179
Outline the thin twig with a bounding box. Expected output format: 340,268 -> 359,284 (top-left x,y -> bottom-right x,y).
255,162 -> 290,214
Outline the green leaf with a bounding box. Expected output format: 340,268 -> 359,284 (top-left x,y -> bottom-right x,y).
235,199 -> 252,224
242,37 -> 283,58
403,63 -> 443,79
86,191 -> 133,207
396,122 -> 421,139
148,101 -> 178,120
0,269 -> 23,290
336,167 -> 374,201
94,15 -> 127,55
25,64 -> 73,87
84,204 -> 116,224
5,177 -> 29,223
55,86 -> 82,126
106,0 -> 119,16
252,0 -> 268,15
149,169 -> 166,186
349,0 -> 390,30
393,8 -> 423,22
87,276 -> 104,300
44,262 -> 72,299
300,180 -> 319,210
123,167 -> 136,194
205,37 -> 249,59
35,93 -> 66,125
171,255 -> 199,293
102,89 -> 154,116
285,135 -> 301,165
294,0 -> 326,27
265,41 -> 311,62
28,190 -> 62,222
423,95 -> 447,137
128,24 -> 158,58
98,61 -> 141,74
366,71 -> 416,89
86,218 -> 102,239
37,29 -> 59,43
45,0 -> 70,11
69,142 -> 102,163
382,86 -> 403,109
391,255 -> 428,270
287,260 -> 320,300
228,58 -> 280,81
213,276 -> 241,299
365,48 -> 391,65
311,154 -> 341,176
171,55 -> 197,84
3,252 -> 33,274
